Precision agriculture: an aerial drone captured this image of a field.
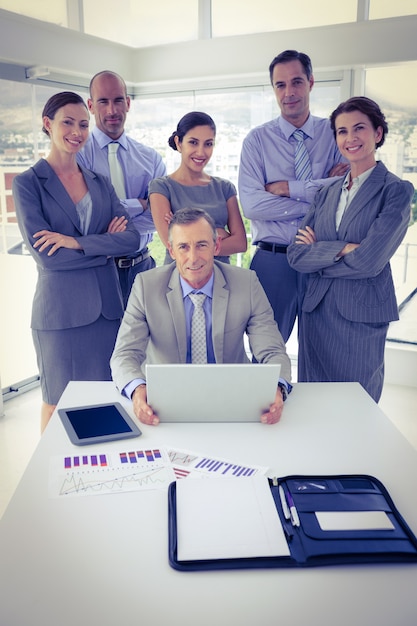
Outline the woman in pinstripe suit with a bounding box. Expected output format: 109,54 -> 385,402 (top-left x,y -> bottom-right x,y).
287,97 -> 414,402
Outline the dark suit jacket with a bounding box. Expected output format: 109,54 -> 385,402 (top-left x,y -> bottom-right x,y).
287,161 -> 414,323
13,159 -> 141,330
110,261 -> 291,392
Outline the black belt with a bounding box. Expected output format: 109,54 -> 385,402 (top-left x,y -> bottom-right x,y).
116,248 -> 150,268
257,241 -> 288,254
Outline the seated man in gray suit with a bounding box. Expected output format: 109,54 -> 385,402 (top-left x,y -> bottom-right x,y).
111,208 -> 292,425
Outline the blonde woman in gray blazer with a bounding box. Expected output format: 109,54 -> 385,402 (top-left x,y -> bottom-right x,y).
287,97 -> 414,402
13,92 -> 140,431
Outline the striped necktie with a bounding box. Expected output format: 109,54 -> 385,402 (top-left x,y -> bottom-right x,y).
189,293 -> 207,364
293,129 -> 313,181
107,142 -> 126,198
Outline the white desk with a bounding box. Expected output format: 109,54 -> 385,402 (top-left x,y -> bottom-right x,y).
1,381 -> 416,626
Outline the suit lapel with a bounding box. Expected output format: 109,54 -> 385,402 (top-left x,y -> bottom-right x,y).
211,264 -> 229,363
321,179 -> 344,238
167,267 -> 188,363
339,161 -> 387,234
33,159 -> 82,232
81,167 -> 102,234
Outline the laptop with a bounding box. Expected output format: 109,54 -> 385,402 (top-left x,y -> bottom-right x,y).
146,363 -> 281,423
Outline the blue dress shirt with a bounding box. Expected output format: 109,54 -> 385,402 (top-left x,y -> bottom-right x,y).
238,114 -> 346,246
77,126 -> 166,252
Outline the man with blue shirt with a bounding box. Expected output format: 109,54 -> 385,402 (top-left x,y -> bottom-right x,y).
238,50 -> 348,342
111,208 -> 292,426
77,71 -> 166,306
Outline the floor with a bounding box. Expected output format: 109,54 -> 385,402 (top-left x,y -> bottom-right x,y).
1,380 -> 416,520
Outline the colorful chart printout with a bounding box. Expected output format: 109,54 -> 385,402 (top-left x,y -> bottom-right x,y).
49,447 -> 267,499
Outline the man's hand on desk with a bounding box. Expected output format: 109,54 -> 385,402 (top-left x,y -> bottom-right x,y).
132,384 -> 159,426
260,388 -> 284,425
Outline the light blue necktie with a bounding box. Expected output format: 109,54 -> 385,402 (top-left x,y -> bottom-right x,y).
293,129 -> 313,181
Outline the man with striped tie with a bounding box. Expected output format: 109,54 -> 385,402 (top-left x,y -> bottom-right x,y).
239,50 -> 348,343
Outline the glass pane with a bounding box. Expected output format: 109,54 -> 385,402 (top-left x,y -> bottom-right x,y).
369,0 -> 417,19
212,0 -> 357,37
0,80 -> 34,253
0,0 -> 67,26
365,64 -> 416,182
83,0 -> 198,47
365,63 -> 417,344
129,93 -> 194,172
129,82 -> 341,209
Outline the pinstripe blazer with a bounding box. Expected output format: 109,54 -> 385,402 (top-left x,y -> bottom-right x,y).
13,159 -> 141,330
110,261 -> 292,392
287,161 -> 414,323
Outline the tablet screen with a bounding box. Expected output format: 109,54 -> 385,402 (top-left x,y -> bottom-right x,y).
58,403 -> 141,446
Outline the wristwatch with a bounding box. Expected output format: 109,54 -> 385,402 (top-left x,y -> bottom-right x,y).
278,382 -> 292,402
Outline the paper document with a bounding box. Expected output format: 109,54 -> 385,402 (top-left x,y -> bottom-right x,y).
176,475 -> 291,561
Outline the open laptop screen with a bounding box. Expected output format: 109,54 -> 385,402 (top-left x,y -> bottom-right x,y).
146,363 -> 281,423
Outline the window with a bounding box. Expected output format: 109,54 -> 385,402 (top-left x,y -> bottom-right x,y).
369,0 -> 417,19
212,0 -> 357,37
0,0 -> 67,25
83,0 -> 198,47
365,63 -> 417,345
131,80 -> 343,190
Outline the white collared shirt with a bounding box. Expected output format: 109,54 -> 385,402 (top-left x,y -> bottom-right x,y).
335,165 -> 376,231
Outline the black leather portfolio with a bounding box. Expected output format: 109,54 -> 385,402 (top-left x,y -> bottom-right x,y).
168,474 -> 417,571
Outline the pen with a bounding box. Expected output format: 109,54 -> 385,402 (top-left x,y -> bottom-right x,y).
283,523 -> 294,541
286,490 -> 300,527
279,485 -> 291,520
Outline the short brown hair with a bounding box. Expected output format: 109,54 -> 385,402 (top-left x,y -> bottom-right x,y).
330,97 -> 388,149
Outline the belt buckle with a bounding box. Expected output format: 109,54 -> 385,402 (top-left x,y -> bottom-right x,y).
118,258 -> 133,268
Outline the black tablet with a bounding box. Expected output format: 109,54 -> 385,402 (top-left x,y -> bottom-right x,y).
58,402 -> 142,446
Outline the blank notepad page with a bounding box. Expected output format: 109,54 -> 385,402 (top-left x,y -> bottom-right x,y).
176,475 -> 290,561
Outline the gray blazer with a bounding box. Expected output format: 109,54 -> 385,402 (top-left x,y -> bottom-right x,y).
110,261 -> 291,392
287,161 -> 414,323
13,159 -> 141,330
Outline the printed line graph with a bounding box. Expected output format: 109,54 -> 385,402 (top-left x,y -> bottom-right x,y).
59,465 -> 171,496
168,450 -> 199,466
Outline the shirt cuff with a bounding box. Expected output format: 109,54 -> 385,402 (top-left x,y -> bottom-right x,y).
123,378 -> 146,399
278,379 -> 293,402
